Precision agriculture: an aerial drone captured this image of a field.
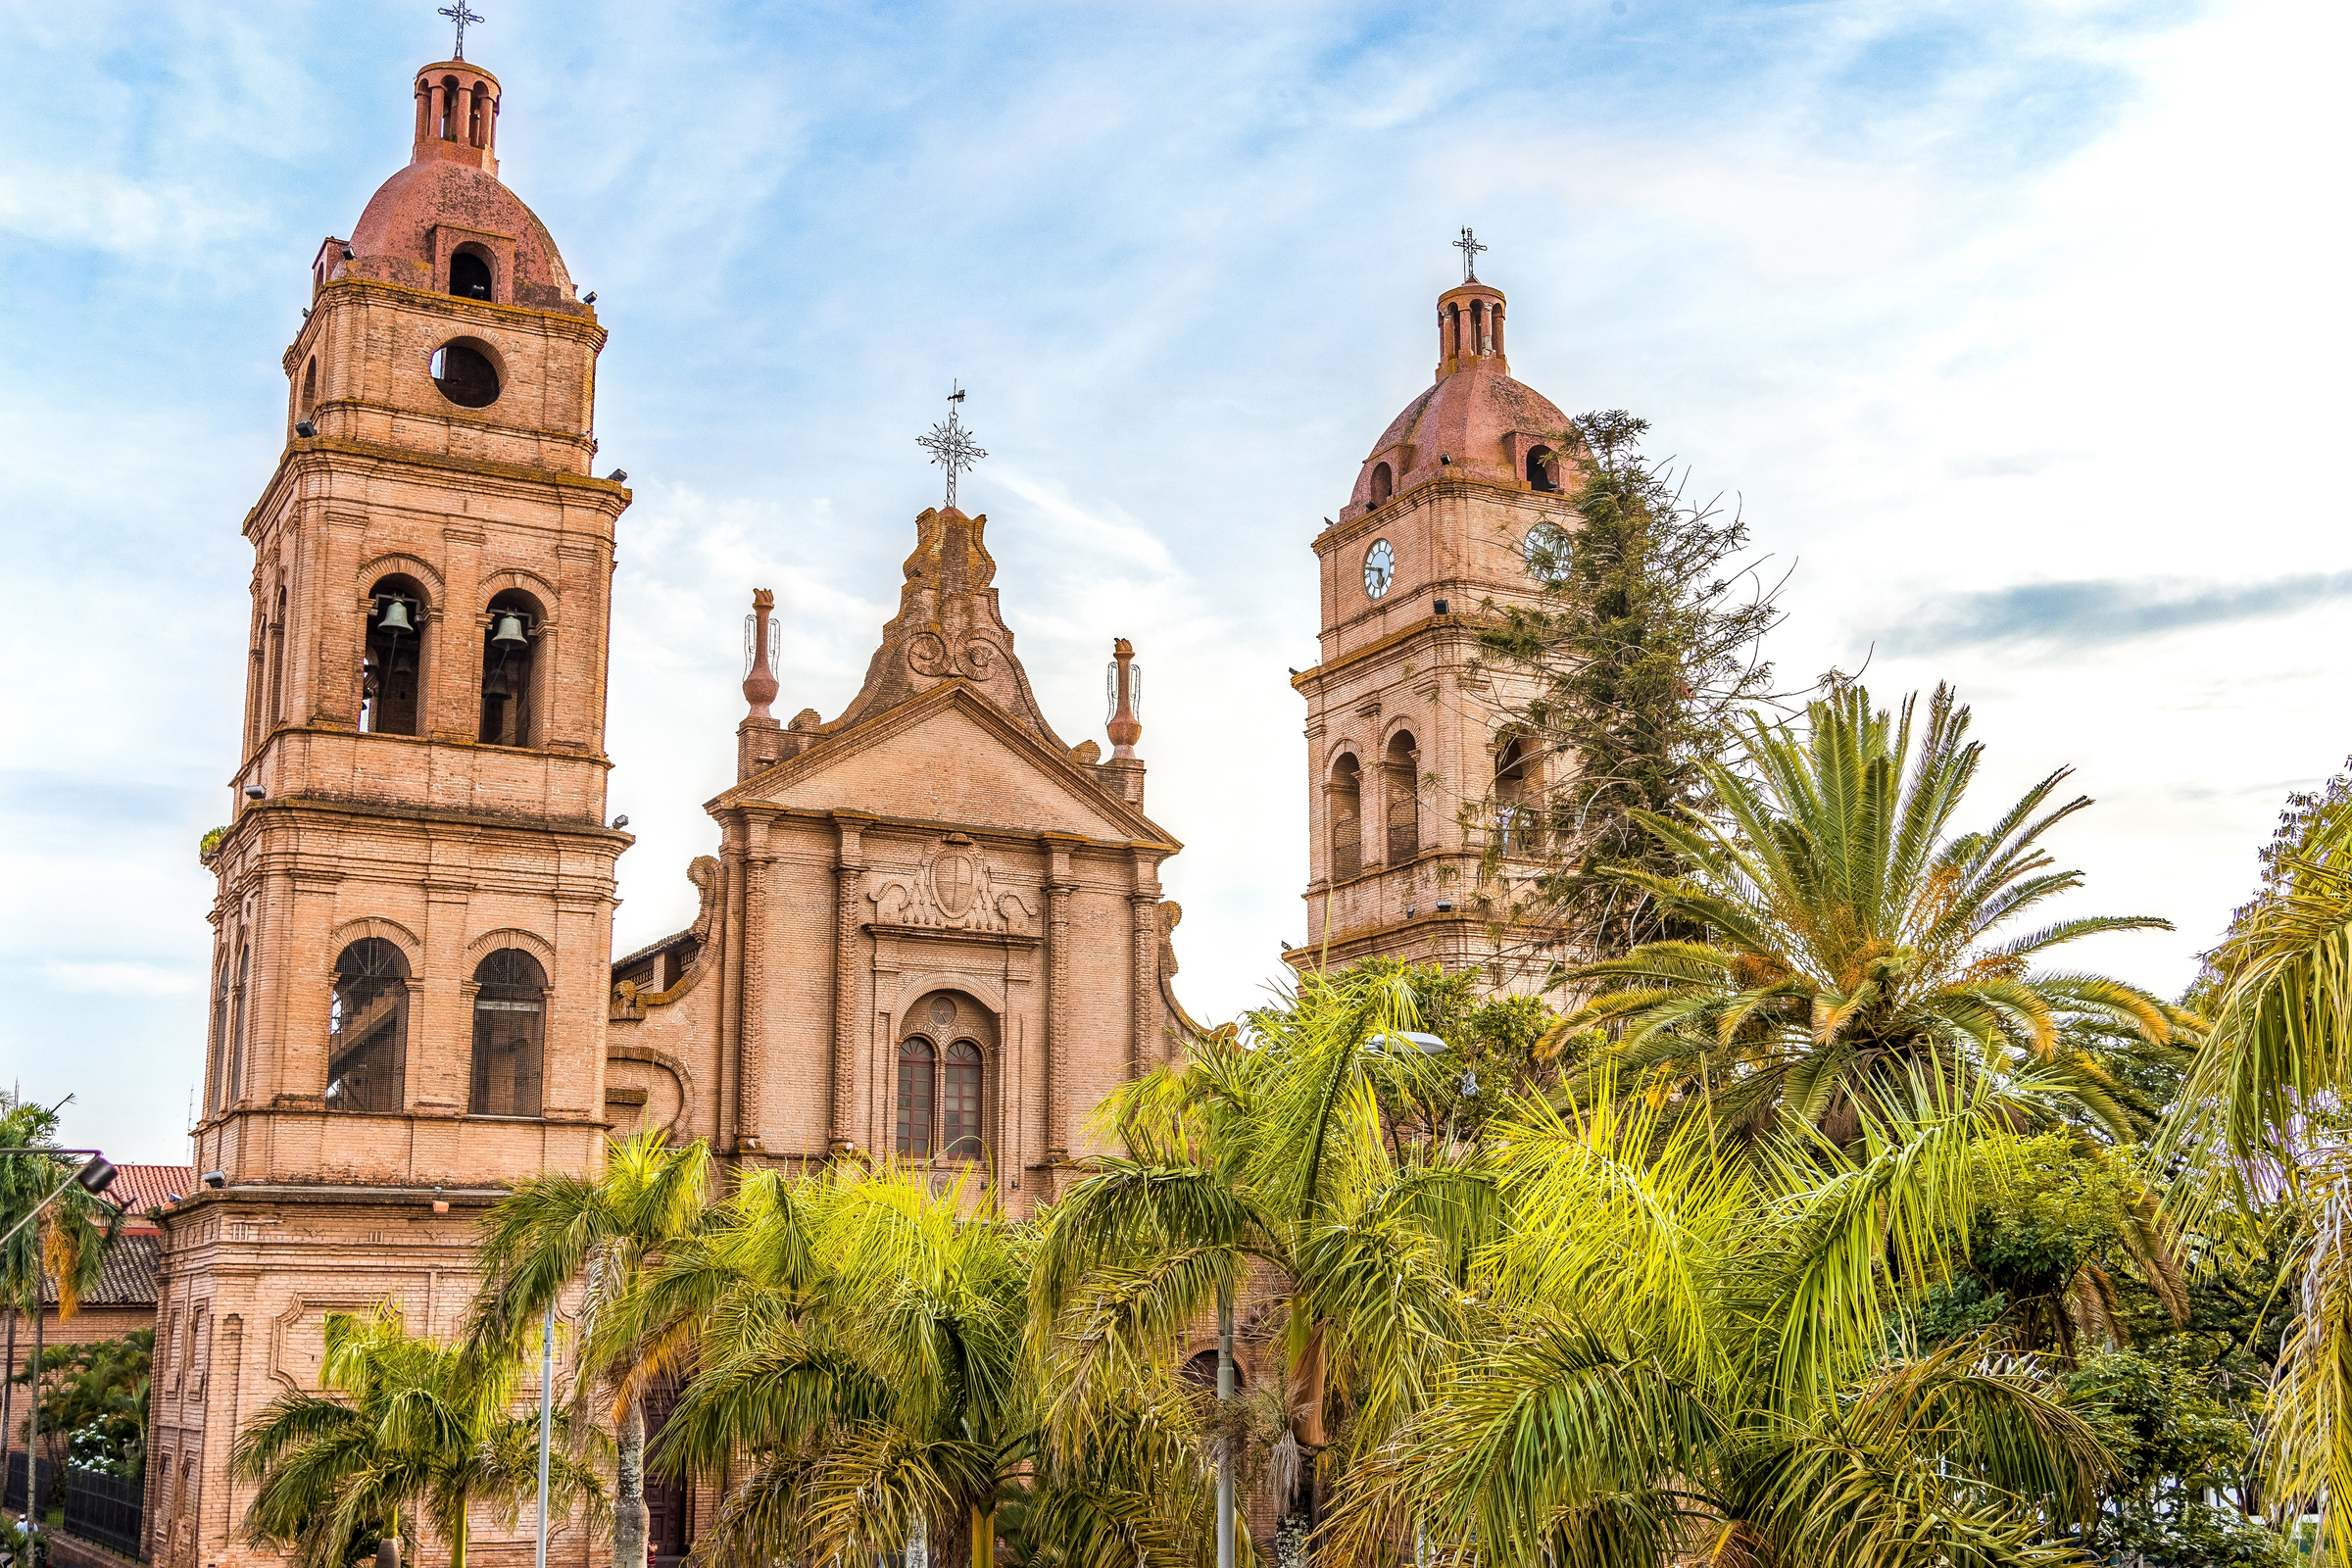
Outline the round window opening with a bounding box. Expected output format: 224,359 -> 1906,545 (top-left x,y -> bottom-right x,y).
928,997 -> 956,1028
1523,522 -> 1572,584
430,341 -> 501,408
1363,538 -> 1395,600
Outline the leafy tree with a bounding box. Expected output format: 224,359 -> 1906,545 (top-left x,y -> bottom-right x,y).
1465,410 -> 1783,961
1558,682 -> 2179,1149
466,1130 -> 710,1568
234,1307 -> 606,1568
10,1330 -> 151,1477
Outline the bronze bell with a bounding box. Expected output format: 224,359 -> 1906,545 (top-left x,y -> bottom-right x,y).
377,597 -> 415,634
490,611 -> 528,648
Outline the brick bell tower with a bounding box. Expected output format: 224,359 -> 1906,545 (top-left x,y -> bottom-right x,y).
1287,250 -> 1576,994
151,52 -> 628,1568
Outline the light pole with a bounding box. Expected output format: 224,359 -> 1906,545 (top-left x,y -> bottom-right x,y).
3,1150 -> 116,1544
1215,1278 -> 1234,1568
535,1303 -> 554,1568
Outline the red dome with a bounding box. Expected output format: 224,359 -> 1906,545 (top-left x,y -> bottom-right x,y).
1340,280 -> 1570,522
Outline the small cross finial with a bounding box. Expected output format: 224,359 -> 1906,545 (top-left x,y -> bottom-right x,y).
916,380 -> 988,511
1453,225 -> 1487,282
438,1 -> 484,59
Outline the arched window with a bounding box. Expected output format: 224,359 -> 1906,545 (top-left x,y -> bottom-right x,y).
1385,731 -> 1420,864
300,358 -> 317,415
450,250 -> 493,302
896,1039 -> 936,1157
1329,754 -> 1362,881
440,75 -> 461,140
942,1041 -> 983,1159
362,574 -> 426,737
267,586 -> 289,729
1527,445 -> 1557,493
1368,462 -> 1393,507
470,949 -> 547,1116
327,938 -> 408,1113
1180,1349 -> 1247,1394
207,955 -> 230,1115
478,589 -> 541,747
467,82 -> 489,148
1495,736 -> 1536,856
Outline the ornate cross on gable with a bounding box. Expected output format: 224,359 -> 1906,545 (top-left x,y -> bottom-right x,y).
1453,225 -> 1487,282
439,1 -> 484,59
916,381 -> 988,510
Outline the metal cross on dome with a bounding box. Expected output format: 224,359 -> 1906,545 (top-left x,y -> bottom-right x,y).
1453,225 -> 1487,282
439,0 -> 484,59
916,381 -> 988,510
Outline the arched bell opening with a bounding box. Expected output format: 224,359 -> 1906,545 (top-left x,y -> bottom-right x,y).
469,948 -> 548,1117
449,248 -> 494,302
1368,461 -> 1394,507
1494,733 -> 1538,856
439,74 -> 463,141
466,81 -> 491,148
477,588 -> 543,747
1527,444 -> 1557,493
1385,730 -> 1420,864
362,573 -> 428,737
1328,753 -> 1363,881
327,937 -> 410,1114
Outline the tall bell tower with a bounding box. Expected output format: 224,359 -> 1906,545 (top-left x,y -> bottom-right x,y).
1287,254 -> 1576,993
150,51 -> 628,1568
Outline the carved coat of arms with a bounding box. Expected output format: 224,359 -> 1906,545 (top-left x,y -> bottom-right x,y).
871,835 -> 1035,933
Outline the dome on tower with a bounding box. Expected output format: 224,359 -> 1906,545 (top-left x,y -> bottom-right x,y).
318,59 -> 587,316
1338,278 -> 1571,525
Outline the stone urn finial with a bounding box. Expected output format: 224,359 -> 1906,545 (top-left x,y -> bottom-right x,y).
743,588 -> 779,716
1106,637 -> 1142,760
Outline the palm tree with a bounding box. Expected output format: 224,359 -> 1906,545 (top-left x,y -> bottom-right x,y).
617,1162 -> 1069,1568
1035,961 -> 1493,1564
2156,806 -> 2352,1561
466,1130 -> 710,1568
235,1307 -> 605,1568
1556,683 -> 2178,1147
1326,1071 -> 2114,1567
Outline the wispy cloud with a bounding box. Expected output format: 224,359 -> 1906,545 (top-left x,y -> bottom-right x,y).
1883,572 -> 2352,653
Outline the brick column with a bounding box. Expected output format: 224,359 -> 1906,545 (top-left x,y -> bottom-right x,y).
1042,836 -> 1077,1161
716,815 -> 748,1148
736,810 -> 771,1153
830,813 -> 871,1155
1129,851 -> 1161,1075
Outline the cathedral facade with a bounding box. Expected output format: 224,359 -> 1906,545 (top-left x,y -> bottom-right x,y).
148,51 -> 1189,1568
142,38 -> 1581,1568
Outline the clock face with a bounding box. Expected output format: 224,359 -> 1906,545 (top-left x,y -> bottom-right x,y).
1523,522 -> 1571,583
1363,538 -> 1395,599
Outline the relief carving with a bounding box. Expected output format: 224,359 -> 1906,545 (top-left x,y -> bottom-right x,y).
869,834 -> 1037,936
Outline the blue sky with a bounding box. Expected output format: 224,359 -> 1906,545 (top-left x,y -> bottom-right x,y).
6,0 -> 2347,1161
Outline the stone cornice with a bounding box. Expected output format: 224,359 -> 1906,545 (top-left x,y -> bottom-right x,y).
1293,611 -> 1489,693
244,438 -> 630,540
1314,472 -> 1565,558
287,275 -> 609,367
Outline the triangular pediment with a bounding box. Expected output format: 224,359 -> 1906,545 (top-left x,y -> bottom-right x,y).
710,682 -> 1177,848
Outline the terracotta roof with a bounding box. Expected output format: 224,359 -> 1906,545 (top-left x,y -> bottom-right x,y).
107,1164 -> 196,1220
613,928 -> 699,973
38,1233 -> 162,1309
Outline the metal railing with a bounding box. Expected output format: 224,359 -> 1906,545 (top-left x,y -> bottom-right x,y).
64,1465 -> 145,1558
